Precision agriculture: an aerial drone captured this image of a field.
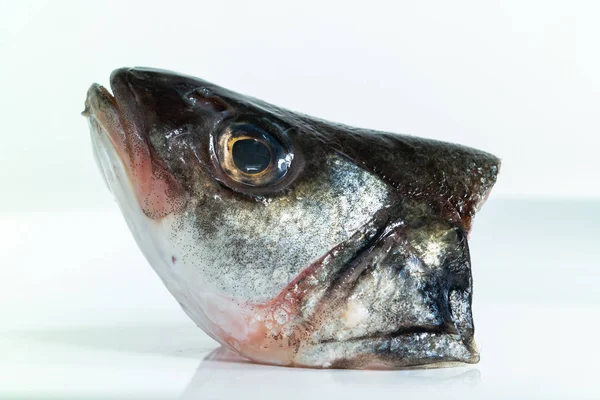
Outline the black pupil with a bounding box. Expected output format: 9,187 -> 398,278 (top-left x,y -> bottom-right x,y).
232,139 -> 271,174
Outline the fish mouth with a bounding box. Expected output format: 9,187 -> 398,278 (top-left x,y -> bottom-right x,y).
84,68 -> 148,185
84,69 -> 144,194
84,68 -> 187,219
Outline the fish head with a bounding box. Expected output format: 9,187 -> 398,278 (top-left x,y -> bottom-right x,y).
84,67 -> 500,369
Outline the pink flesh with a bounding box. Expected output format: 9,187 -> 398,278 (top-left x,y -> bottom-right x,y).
198,238 -> 356,367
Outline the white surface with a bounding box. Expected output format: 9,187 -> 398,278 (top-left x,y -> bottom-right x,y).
1,0 -> 600,211
1,1 -> 599,398
1,199 -> 599,399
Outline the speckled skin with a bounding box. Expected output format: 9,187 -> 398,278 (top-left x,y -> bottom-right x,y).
84,67 -> 499,369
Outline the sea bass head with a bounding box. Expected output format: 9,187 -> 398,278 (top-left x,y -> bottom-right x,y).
84,67 -> 500,369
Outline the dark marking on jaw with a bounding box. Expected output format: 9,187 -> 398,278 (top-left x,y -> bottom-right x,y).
317,325 -> 450,346
172,255 -> 177,264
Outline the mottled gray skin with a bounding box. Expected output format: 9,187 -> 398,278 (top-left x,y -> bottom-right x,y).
85,67 -> 499,369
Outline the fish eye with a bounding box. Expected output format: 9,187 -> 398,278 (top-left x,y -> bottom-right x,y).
216,120 -> 293,187
231,139 -> 271,174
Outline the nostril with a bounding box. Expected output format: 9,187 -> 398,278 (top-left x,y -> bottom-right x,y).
185,87 -> 229,112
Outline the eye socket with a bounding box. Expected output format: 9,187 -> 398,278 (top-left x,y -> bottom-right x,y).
215,120 -> 293,187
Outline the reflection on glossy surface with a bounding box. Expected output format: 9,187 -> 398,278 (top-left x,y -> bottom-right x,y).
16,325 -> 215,359
2,302 -> 600,399
1,201 -> 600,399
180,347 -> 481,400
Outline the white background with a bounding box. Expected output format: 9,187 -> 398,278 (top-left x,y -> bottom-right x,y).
1,0 -> 600,210
1,1 -> 599,399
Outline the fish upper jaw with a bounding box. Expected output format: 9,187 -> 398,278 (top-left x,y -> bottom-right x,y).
84,69 -> 188,219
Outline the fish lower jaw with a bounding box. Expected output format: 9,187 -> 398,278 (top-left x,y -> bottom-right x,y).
170,283 -> 480,369
219,315 -> 479,369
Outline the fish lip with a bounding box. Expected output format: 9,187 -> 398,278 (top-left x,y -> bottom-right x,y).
83,67 -> 148,183
83,68 -> 146,203
108,67 -> 140,126
83,67 -> 144,147
85,68 -> 189,219
82,84 -> 116,117
84,82 -> 126,157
